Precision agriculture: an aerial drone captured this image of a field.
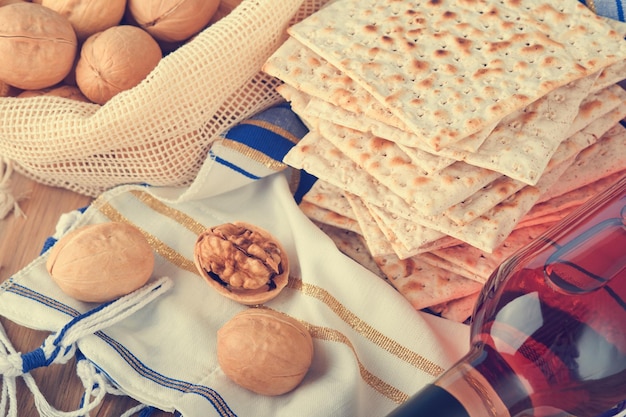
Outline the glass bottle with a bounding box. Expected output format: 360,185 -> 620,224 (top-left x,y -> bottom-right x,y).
387,175 -> 626,417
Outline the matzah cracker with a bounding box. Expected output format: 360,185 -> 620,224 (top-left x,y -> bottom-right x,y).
432,73 -> 598,184
565,84 -> 626,137
280,81 -> 459,174
528,170 -> 626,222
365,203 -> 453,254
303,92 -> 497,153
317,120 -> 501,215
264,37 -> 407,130
275,83 -> 317,130
443,175 -> 526,226
370,154 -> 575,253
429,292 -> 480,323
368,205 -> 423,260
283,112 -> 613,253
373,254 -> 483,311
442,85 -> 626,225
592,59 -> 626,93
288,0 -> 626,150
344,192 -> 396,258
301,179 -> 356,220
284,131 -> 413,214
425,223 -> 556,283
601,16 -> 626,38
540,123 -> 626,201
267,36 -> 497,152
417,252 -> 485,283
299,200 -> 362,235
284,129 -> 555,252
314,222 -> 386,280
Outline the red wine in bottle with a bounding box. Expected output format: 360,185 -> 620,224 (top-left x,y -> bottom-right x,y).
387,176 -> 626,417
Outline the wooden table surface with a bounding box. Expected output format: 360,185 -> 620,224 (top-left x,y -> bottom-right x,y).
0,173 -> 175,416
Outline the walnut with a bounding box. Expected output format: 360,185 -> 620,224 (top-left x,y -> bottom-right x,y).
194,222 -> 289,305
46,222 -> 155,303
217,308 -> 314,396
127,0 -> 221,42
0,3 -> 77,90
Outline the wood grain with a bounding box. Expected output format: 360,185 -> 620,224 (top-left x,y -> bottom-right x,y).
0,173 -> 173,416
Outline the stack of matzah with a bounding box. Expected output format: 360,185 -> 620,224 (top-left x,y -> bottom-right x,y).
262,0 -> 626,321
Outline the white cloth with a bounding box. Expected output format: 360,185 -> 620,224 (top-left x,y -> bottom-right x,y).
0,105 -> 471,416
0,173 -> 470,416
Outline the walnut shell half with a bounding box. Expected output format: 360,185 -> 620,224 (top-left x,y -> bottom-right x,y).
217,308 -> 314,396
193,222 -> 289,305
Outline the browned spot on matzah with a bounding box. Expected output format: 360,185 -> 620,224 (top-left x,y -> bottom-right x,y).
391,156 -> 410,167
371,137 -> 391,152
381,36 -> 394,46
364,24 -> 377,34
487,41 -> 512,53
522,44 -> 545,54
473,67 -> 505,78
454,37 -> 473,55
578,99 -> 603,119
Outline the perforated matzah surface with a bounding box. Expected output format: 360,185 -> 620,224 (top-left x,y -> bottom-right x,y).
288,0 -> 626,150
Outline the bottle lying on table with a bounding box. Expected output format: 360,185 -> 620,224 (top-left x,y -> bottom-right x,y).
387,175 -> 626,417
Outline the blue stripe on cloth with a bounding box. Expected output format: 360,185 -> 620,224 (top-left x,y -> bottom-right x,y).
293,170 -> 318,205
40,237 -> 58,255
223,103 -> 308,164
580,0 -> 626,21
210,151 -> 261,180
5,284 -> 236,417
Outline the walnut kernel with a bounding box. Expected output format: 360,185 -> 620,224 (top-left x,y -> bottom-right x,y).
194,222 -> 289,305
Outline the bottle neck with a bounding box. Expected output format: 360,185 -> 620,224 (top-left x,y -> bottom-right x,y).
385,384 -> 473,417
386,348 -> 511,417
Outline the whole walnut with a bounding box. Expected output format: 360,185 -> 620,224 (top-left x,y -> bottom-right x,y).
75,25 -> 162,105
127,0 -> 221,42
217,308 -> 314,396
46,222 -> 155,303
41,0 -> 127,40
0,2 -> 77,90
194,222 -> 289,305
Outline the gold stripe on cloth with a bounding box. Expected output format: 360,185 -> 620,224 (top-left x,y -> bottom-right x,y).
220,138 -> 288,172
306,323 -> 410,404
586,0 -> 597,13
98,202 -> 199,275
129,190 -> 206,236
289,278 -> 446,378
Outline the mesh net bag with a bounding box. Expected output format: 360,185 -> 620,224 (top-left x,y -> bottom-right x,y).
0,0 -> 328,197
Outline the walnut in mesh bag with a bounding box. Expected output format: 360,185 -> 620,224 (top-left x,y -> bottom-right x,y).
193,222 -> 289,305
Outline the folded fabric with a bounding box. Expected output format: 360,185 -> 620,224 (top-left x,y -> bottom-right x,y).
0,105 -> 470,417
580,0 -> 625,21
